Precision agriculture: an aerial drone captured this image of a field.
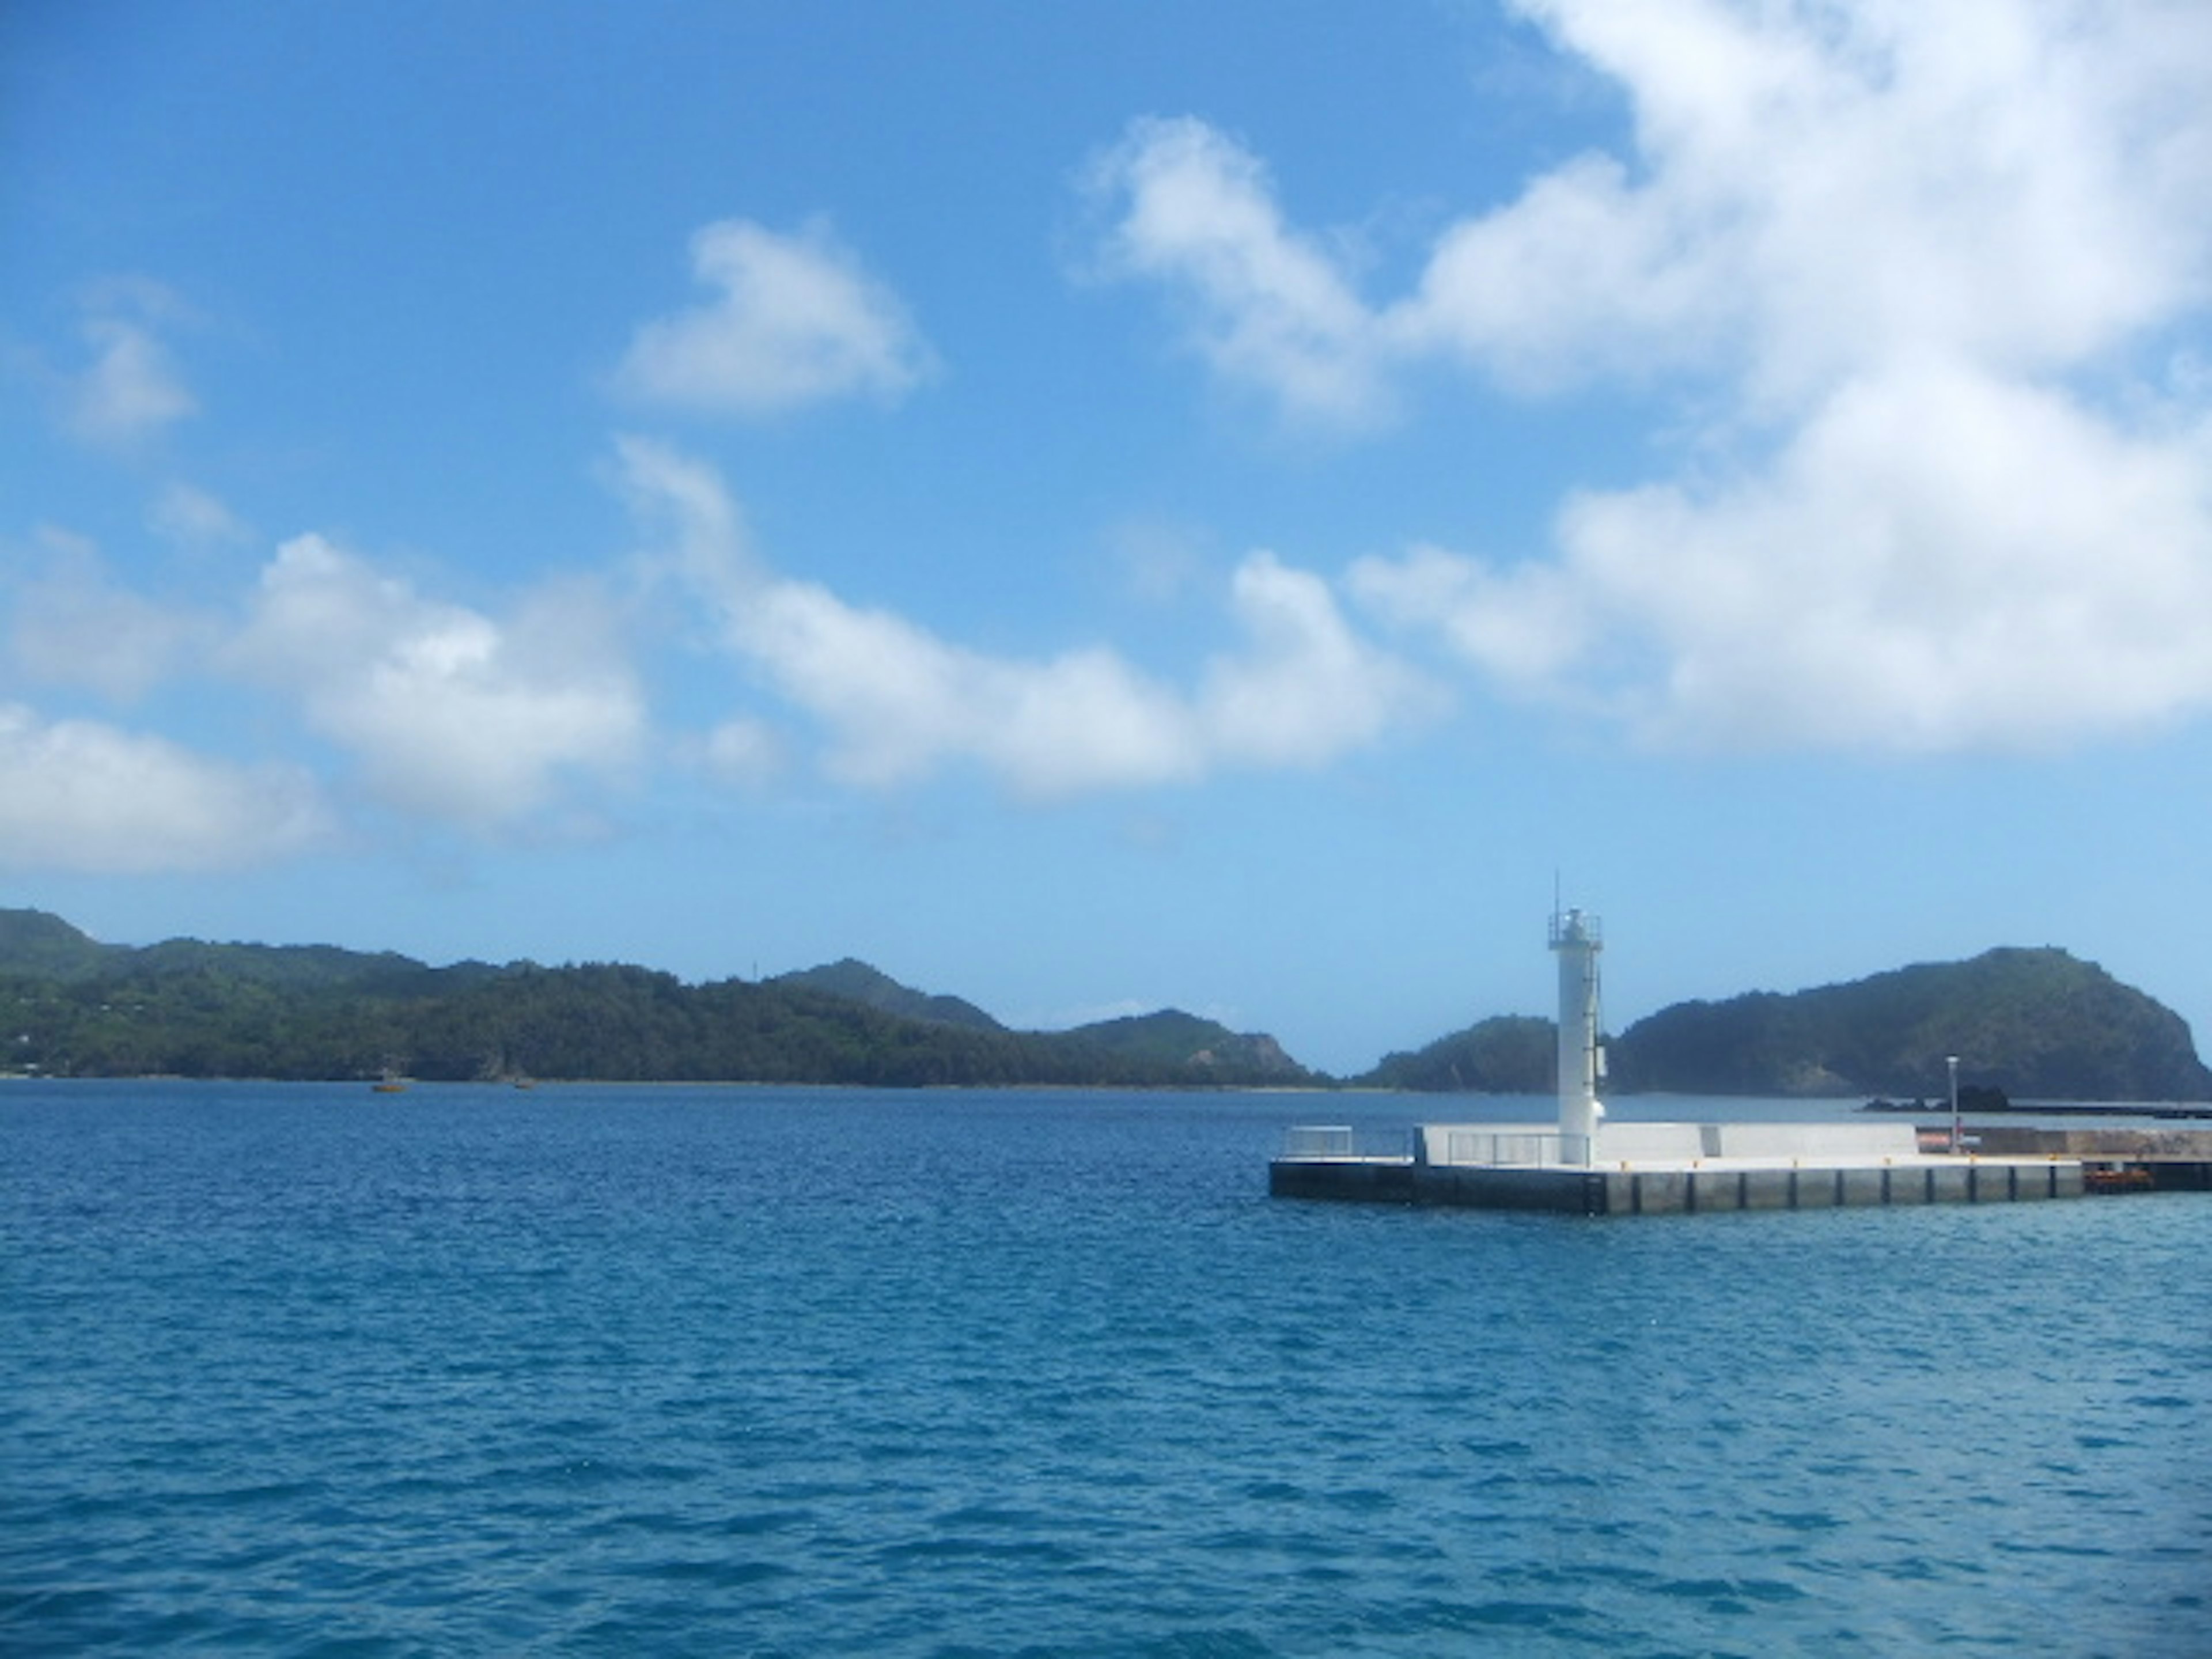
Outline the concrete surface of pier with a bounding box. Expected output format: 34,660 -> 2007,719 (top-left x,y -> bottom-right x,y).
1270,1119 -> 2092,1216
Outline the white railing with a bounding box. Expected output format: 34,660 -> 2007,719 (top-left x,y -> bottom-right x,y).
1548,908 -> 1601,948
1279,1125 -> 1409,1161
1437,1130 -> 1592,1168
1281,1125 -> 1596,1166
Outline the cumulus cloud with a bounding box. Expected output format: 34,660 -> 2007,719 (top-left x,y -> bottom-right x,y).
0,524 -> 656,863
1541,361 -> 2212,751
1198,553 -> 1438,766
229,536 -> 647,828
1394,0 -> 2211,403
1085,117 -> 1388,426
0,703 -> 328,873
745,579 -> 1203,793
60,283 -> 198,449
614,217 -> 937,416
1093,2 -> 2212,752
617,438 -> 1435,797
5,531 -> 211,703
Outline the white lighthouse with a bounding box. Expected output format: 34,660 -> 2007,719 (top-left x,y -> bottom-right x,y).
1550,907 -> 1605,1165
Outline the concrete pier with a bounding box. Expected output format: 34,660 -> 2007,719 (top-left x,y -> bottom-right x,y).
1283,908 -> 2208,1217
1269,1119 -> 2093,1216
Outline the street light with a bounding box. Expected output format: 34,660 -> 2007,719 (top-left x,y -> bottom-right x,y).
1948,1055 -> 1961,1154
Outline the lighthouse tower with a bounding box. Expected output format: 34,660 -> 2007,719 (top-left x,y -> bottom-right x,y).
1550,907 -> 1605,1165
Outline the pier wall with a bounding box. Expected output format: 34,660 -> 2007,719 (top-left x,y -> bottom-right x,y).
1961,1126 -> 2212,1189
1269,1155 -> 2087,1215
1610,1158 -> 2082,1215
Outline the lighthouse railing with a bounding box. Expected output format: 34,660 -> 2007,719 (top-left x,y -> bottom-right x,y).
1548,909 -> 1602,948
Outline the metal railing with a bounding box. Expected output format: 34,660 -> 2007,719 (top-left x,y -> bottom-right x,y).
1548,908 -> 1601,948
1436,1129 -> 1592,1168
1278,1125 -> 1410,1161
1279,1125 -> 1596,1167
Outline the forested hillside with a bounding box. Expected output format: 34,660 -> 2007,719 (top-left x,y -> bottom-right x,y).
1359,1016 -> 1556,1093
1368,947 -> 2211,1101
0,911 -> 1311,1088
1609,946 -> 2211,1100
9,911 -> 2203,1099
769,959 -> 1003,1031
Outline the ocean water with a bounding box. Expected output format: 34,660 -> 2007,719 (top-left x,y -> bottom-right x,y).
3,1082 -> 2206,1657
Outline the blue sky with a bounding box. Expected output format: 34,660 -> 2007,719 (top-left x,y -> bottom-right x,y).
5,1 -> 2211,1076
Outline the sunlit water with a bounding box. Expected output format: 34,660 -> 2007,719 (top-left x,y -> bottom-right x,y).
4,1082 -> 2206,1656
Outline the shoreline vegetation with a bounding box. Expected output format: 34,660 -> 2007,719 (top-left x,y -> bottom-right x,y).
4,908 -> 2207,1100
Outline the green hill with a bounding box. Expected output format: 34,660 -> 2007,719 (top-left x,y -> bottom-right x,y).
0,910 -> 1313,1088
0,909 -> 108,977
771,958 -> 1003,1032
1611,946 -> 2211,1100
1359,1015 -> 1555,1093
1373,947 -> 2210,1101
9,907 -> 2200,1099
1061,1009 -> 1305,1082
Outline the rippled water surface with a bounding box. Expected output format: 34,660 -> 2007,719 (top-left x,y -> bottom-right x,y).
4,1082 -> 2206,1656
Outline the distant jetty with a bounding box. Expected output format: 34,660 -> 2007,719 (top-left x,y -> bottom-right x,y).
1862,1094 -> 2212,1122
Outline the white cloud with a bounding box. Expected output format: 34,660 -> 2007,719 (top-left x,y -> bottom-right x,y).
1543,360 -> 2212,751
1398,0 -> 2212,404
1366,361 -> 2212,749
1392,151 -> 1717,394
0,703 -> 328,873
229,536 -> 647,828
60,282 -> 199,449
147,481 -> 251,548
6,532 -> 210,703
1198,553 -> 1441,767
1,524 -> 656,852
67,316 -> 195,447
1351,543 -> 1590,696
696,717 -> 785,787
617,440 -> 1437,797
1094,2 -> 2212,752
614,217 -> 937,416
748,579 -> 1203,794
609,433 -> 766,598
1085,116 -> 1389,426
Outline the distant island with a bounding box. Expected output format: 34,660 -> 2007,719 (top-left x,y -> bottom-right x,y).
2,909 -> 2205,1099
1363,946 -> 2211,1102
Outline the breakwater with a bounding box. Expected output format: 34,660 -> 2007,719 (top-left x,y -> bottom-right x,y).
1269,1119 -> 2212,1216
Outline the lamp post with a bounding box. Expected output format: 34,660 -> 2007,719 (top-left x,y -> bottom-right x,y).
1948,1055 -> 1961,1154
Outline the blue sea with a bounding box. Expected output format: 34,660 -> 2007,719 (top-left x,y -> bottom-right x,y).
3,1082 -> 2206,1657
